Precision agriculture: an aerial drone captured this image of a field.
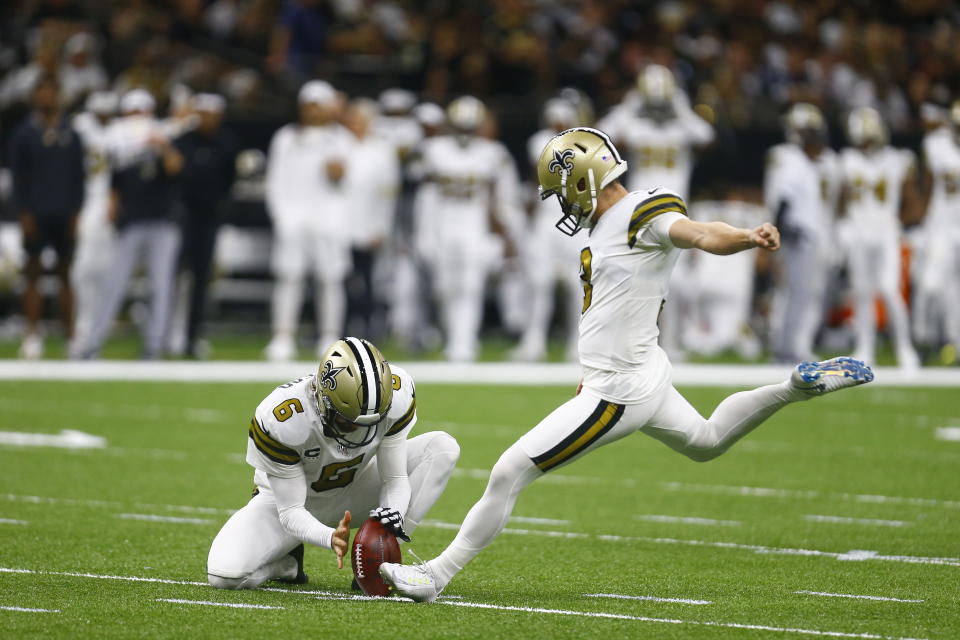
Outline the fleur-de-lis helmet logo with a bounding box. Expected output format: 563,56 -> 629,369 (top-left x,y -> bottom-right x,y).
547,148 -> 575,174
319,360 -> 345,390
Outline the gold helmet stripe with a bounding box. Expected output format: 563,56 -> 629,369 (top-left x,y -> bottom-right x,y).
530,400 -> 624,472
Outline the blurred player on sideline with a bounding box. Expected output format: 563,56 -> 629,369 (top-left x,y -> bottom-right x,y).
684,194 -> 766,359
598,64 -> 715,360
913,101 -> 960,361
69,90 -> 117,358
264,81 -> 352,361
207,337 -> 459,589
511,97 -> 585,362
418,96 -> 517,361
764,103 -> 840,362
380,127 -> 873,602
838,107 -> 920,369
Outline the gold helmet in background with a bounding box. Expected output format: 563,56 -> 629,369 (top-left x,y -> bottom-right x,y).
537,127 -> 627,236
313,337 -> 393,448
847,106 -> 888,149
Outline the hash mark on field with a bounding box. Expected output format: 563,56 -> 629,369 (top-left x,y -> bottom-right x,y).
156,598 -> 284,610
804,515 -> 908,528
0,519 -> 27,525
634,514 -> 741,527
935,427 -> 960,442
0,606 -> 60,613
796,591 -> 924,603
420,521 -> 960,567
418,598 -> 927,640
586,593 -> 712,605
661,482 -> 960,510
117,513 -> 215,525
0,567 -> 208,587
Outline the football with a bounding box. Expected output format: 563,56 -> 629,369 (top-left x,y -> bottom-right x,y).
351,516 -> 401,596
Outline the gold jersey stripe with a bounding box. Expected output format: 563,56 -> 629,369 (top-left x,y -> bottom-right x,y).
248,418 -> 300,465
385,397 -> 417,437
531,401 -> 625,472
627,195 -> 687,248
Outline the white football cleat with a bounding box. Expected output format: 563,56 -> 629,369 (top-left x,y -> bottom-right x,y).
264,334 -> 296,362
379,562 -> 440,603
791,356 -> 874,396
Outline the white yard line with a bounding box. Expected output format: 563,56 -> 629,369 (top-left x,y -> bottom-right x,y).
934,427 -> 960,442
0,518 -> 27,525
0,606 -> 60,613
2,493 -> 235,516
156,598 -> 284,610
661,482 -> 960,510
117,513 -> 215,525
804,515 -> 908,528
0,567 -> 209,587
586,593 -> 712,605
796,591 -> 923,603
635,514 -> 741,527
511,516 -> 572,526
419,521 -> 960,567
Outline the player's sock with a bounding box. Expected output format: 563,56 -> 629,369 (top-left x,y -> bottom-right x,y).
426,446 -> 540,589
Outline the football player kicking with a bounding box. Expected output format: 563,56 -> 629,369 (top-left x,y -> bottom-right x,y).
380,128 -> 874,602
207,337 -> 460,589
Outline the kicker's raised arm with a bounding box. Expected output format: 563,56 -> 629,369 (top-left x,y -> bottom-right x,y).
668,217 -> 780,255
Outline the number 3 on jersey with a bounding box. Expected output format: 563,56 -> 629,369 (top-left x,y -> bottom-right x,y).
580,247 -> 594,314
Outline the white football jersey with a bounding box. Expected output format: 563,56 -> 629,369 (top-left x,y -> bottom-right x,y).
578,188 -> 687,403
597,106 -> 713,199
265,123 -> 353,232
839,146 -> 914,236
345,134 -> 400,247
922,129 -> 960,230
419,135 -> 511,240
72,112 -> 112,216
764,143 -> 838,242
246,365 -> 417,504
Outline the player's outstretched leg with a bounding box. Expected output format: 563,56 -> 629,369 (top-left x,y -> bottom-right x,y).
791,356 -> 874,397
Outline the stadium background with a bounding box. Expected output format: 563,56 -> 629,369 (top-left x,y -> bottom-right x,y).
1,0 -> 958,359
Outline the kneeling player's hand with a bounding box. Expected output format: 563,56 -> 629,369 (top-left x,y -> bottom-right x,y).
749,223 -> 780,251
370,506 -> 411,542
332,510 -> 351,569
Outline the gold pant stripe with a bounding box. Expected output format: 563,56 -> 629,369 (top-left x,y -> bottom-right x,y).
532,401 -> 625,472
385,397 -> 417,437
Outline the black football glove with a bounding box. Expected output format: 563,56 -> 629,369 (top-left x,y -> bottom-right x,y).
370,507 -> 411,542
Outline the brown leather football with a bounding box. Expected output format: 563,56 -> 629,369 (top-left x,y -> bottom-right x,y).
351,516 -> 401,596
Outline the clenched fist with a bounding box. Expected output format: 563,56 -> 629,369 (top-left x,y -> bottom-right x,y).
749,223 -> 780,251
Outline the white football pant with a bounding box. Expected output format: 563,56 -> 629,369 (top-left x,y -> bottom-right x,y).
207,431 -> 460,590
913,229 -> 960,349
70,202 -> 115,356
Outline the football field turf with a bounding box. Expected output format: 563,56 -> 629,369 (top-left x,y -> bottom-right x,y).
1,379 -> 958,639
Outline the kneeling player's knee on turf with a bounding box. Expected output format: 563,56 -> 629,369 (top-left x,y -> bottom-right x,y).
208,573 -> 245,590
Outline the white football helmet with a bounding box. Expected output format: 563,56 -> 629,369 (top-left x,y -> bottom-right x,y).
447,95 -> 486,133
784,102 -> 827,146
637,64 -> 677,120
542,98 -> 578,131
847,106 -> 887,149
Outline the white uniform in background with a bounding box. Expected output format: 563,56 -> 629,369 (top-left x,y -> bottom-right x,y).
265,122 -> 353,357
70,107 -> 115,356
419,134 -> 511,361
598,93 -> 714,361
915,128 -> 960,349
513,128 -> 583,361
765,142 -> 839,361
207,365 -> 459,589
838,145 -> 919,367
684,200 -> 766,358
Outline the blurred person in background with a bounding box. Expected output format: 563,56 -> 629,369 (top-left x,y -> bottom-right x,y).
8,74 -> 85,359
58,32 -> 108,109
343,97 -> 399,340
599,65 -> 715,361
69,90 -> 117,358
0,42 -> 60,111
914,100 -> 960,363
78,88 -> 184,360
418,96 -> 517,362
764,103 -> 840,363
170,92 -> 237,359
511,97 -> 584,362
264,80 -> 352,361
838,106 -> 920,369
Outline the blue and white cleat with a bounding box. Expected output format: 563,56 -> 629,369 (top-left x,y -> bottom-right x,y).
791,356 -> 874,396
379,562 -> 440,603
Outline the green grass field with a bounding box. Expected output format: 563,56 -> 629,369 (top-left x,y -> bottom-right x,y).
1,379 -> 958,639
